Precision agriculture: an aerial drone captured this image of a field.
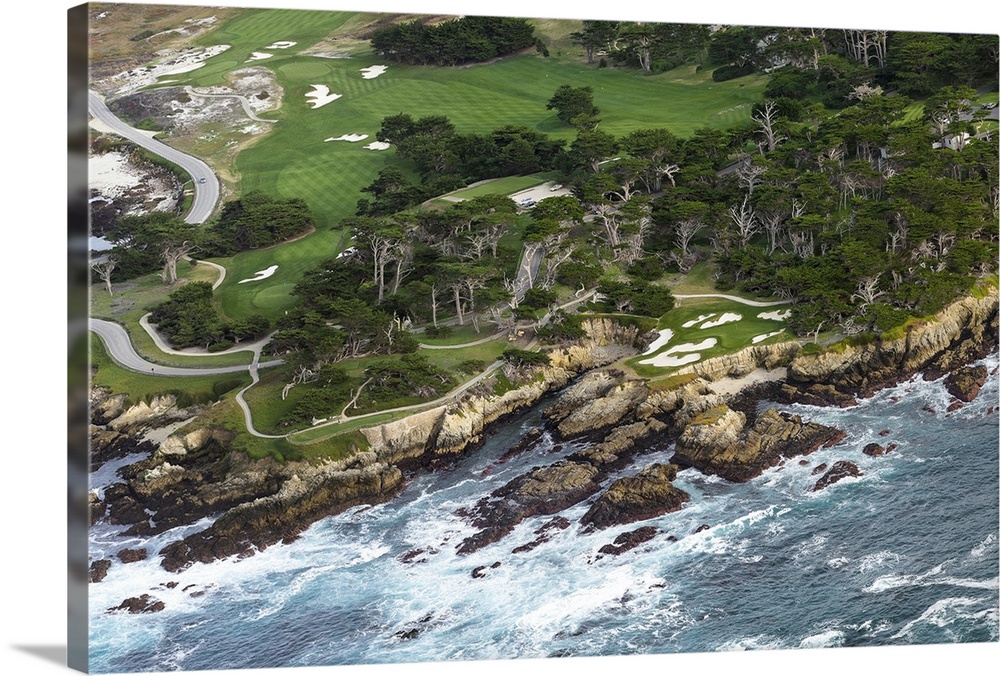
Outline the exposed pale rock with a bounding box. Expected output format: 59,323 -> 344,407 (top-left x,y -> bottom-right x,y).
556,379 -> 650,438
673,407 -> 845,483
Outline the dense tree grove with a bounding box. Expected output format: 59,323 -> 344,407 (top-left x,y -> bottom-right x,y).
370,16 -> 536,66
102,193 -> 316,281
373,114 -> 566,187
148,282 -> 271,350
106,17 -> 997,428
204,191 -> 314,256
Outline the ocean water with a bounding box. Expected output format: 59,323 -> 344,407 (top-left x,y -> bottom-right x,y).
88,355 -> 1000,672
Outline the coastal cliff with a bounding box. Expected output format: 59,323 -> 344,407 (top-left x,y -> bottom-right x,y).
93,292 -> 998,574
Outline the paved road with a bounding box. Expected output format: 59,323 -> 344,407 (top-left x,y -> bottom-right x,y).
91,318 -> 283,377
88,90 -> 219,224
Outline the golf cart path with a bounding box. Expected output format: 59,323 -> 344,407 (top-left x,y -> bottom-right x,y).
674,293 -> 792,307
183,86 -> 279,124
91,318 -> 283,376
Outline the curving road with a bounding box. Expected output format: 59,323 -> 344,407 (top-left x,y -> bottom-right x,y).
183,86 -> 278,124
88,90 -> 220,224
90,318 -> 283,376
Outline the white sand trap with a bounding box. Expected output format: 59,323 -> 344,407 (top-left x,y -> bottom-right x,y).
757,309 -> 791,321
642,329 -> 674,355
682,313 -> 715,328
666,338 -> 718,354
306,85 -> 342,108
247,52 -> 273,61
639,353 -> 703,368
364,141 -> 391,150
360,65 -> 388,79
266,41 -> 297,49
751,331 -> 784,344
239,265 -> 278,283
325,133 -> 369,142
639,337 -> 718,367
701,312 -> 742,329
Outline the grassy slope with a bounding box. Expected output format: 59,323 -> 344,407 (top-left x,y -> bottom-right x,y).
147,9 -> 765,321
90,334 -> 250,405
90,262 -> 254,368
626,298 -> 790,378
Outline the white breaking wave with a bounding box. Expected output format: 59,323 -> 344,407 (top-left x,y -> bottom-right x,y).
970,532 -> 998,560
799,629 -> 845,649
864,562 -> 999,594
856,550 -> 904,574
891,597 -> 984,639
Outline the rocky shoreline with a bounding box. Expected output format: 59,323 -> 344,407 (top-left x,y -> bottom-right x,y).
90,291 -> 998,605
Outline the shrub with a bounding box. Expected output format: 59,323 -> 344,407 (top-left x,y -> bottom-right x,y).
712,63 -> 755,82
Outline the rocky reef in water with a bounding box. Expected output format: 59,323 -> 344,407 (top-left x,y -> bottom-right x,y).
91,291 -> 998,583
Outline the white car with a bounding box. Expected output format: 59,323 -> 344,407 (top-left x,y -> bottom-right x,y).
336,246 -> 357,259
519,199 -> 536,207
550,184 -> 563,191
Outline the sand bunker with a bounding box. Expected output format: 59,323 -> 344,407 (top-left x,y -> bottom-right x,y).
639,337 -> 718,367
682,313 -> 715,328
666,338 -> 718,353
325,134 -> 369,142
701,313 -> 742,329
360,65 -> 388,79
364,141 -> 391,150
239,265 -> 278,283
266,41 -> 297,49
639,353 -> 702,368
751,331 -> 784,344
247,52 -> 273,61
757,309 -> 791,321
642,329 -> 674,355
306,85 -> 342,108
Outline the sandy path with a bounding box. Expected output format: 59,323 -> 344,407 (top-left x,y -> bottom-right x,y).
674,293 -> 792,307
184,86 -> 277,123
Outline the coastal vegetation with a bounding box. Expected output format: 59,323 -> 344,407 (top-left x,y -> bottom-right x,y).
90,5 -> 998,444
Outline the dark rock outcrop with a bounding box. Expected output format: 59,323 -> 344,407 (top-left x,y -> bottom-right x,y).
862,443 -> 886,457
581,464 -> 689,530
597,526 -> 659,556
813,461 -> 863,491
456,461 -> 601,555
944,365 -> 989,402
117,548 -> 148,563
89,559 -> 111,583
159,462 -> 404,572
89,493 -> 106,526
471,562 -> 502,578
108,594 -> 164,614
511,516 -> 571,554
90,426 -> 156,471
672,407 -> 845,483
